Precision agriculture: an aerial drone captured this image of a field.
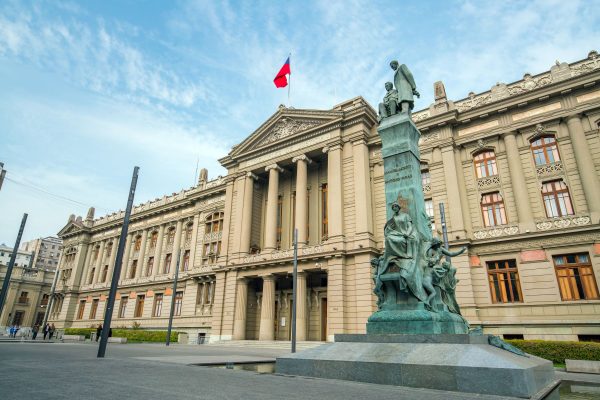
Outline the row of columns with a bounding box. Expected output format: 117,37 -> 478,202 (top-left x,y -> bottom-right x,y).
80,218 -> 196,287
239,142 -> 349,254
232,273 -> 308,341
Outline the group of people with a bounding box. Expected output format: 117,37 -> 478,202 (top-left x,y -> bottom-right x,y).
7,323 -> 56,340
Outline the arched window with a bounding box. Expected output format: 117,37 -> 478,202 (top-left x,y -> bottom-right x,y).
481,192 -> 507,227
149,231 -> 158,249
133,235 -> 142,251
166,227 -> 176,245
203,212 -> 224,263
184,223 -> 193,242
473,150 -> 497,179
531,136 -> 561,166
542,180 -> 573,218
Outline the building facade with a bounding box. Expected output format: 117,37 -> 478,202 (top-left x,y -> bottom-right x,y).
0,262 -> 55,331
21,236 -> 62,271
50,52 -> 600,342
0,243 -> 33,268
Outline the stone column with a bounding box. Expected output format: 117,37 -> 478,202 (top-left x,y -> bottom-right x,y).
135,230 -> 148,279
264,164 -> 283,251
503,131 -> 535,229
171,220 -> 183,275
232,278 -> 248,340
352,139 -> 373,237
80,245 -> 94,286
240,173 -> 258,254
454,148 -> 472,235
440,145 -> 467,239
325,143 -> 344,239
93,241 -> 106,284
293,155 -> 312,244
258,275 -> 276,340
152,225 -> 165,278
566,114 -> 600,215
296,272 -> 308,341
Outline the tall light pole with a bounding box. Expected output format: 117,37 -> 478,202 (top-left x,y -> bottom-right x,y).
98,167 -> 139,358
0,162 -> 6,192
0,214 -> 28,320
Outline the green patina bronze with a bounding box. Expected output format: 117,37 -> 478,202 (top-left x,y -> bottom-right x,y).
368,62 -> 469,335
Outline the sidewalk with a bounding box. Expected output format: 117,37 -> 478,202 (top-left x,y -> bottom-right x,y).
0,342 -> 523,400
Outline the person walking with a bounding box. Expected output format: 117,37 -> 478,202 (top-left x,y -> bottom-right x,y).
43,323 -> 50,340
96,324 -> 102,342
32,324 -> 40,340
48,323 -> 56,340
9,325 -> 15,338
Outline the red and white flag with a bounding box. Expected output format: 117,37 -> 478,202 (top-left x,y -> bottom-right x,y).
273,56 -> 291,88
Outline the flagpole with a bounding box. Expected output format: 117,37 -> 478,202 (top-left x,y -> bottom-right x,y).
287,52 -> 291,107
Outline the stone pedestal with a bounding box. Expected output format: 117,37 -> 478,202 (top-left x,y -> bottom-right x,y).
276,334 -> 557,399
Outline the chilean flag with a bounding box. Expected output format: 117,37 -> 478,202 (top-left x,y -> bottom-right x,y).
273,57 -> 291,88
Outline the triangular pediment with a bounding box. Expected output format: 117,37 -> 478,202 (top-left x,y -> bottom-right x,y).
57,221 -> 85,237
229,106 -> 342,158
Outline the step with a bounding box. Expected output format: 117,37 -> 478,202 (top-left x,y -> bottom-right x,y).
208,340 -> 325,350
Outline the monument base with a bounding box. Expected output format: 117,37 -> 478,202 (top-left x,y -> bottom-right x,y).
276,334 -> 557,399
367,309 -> 469,334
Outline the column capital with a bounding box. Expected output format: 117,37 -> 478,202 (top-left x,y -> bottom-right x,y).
292,154 -> 313,164
265,163 -> 284,173
566,113 -> 583,123
503,130 -> 518,138
246,172 -> 259,180
261,274 -> 276,281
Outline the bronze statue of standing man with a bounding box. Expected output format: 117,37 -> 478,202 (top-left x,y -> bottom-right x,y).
391,60 -> 420,114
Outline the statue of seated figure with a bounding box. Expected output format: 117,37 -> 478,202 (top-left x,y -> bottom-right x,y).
378,82 -> 399,122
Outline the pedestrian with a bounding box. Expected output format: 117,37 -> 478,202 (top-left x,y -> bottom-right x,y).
96,324 -> 102,342
43,323 -> 50,340
9,325 -> 15,338
14,325 -> 20,338
32,324 -> 39,340
48,323 -> 55,340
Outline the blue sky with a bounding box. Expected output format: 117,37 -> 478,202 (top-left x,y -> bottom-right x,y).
1,0 -> 599,244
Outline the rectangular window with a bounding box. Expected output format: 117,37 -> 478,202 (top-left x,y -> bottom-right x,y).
134,295 -> 145,318
77,300 -> 86,319
474,151 -> 498,178
185,224 -> 193,242
35,312 -> 45,326
153,294 -> 163,317
183,250 -> 190,271
321,183 -> 328,239
101,265 -> 109,282
12,311 -> 24,326
146,257 -> 154,276
421,170 -> 431,187
88,268 -> 95,285
487,260 -> 523,303
118,296 -> 128,318
164,254 -> 172,274
167,228 -> 176,245
129,260 -> 137,279
40,294 -> 49,306
18,291 -> 29,304
89,299 -> 99,319
174,291 -> 183,316
554,253 -> 599,301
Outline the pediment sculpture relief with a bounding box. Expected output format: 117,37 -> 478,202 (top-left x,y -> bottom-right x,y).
259,117 -> 321,146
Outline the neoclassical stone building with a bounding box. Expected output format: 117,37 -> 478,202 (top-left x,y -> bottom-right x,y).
50,51 -> 600,342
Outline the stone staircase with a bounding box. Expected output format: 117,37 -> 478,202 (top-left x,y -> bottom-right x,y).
207,340 -> 326,350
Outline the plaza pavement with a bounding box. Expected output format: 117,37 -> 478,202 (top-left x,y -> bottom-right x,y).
0,341 -> 591,400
